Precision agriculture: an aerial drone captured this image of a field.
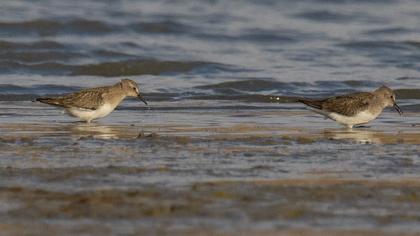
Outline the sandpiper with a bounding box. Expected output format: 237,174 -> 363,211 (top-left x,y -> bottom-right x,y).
298,85 -> 402,128
36,79 -> 147,123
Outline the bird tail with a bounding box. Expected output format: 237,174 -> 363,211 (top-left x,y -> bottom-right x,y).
297,98 -> 323,110
36,97 -> 63,106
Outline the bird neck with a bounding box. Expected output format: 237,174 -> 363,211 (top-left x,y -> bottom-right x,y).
107,86 -> 128,107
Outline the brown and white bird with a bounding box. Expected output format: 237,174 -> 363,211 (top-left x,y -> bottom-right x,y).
298,85 -> 402,128
36,79 -> 147,123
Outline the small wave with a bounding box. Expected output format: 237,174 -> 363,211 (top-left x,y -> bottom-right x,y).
129,21 -> 190,34
196,79 -> 307,93
0,40 -> 66,50
0,61 -> 74,75
0,61 -> 72,75
295,10 -> 385,23
0,59 -> 228,77
190,85 -> 420,103
194,29 -> 301,44
364,27 -> 413,36
395,76 -> 420,81
0,40 -> 84,63
192,79 -> 420,102
70,59 -> 226,77
0,51 -> 83,63
405,41 -> 420,48
239,29 -> 298,43
0,40 -> 142,63
0,19 -> 114,36
188,94 -> 299,103
0,84 -> 80,95
0,84 -> 80,101
195,79 -> 380,97
338,41 -> 413,51
91,50 -> 139,59
295,10 -> 355,23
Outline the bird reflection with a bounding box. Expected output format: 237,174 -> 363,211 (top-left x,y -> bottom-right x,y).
69,123 -> 138,139
323,128 -> 383,144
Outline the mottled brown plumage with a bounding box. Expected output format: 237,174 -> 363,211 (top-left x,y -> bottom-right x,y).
299,92 -> 375,117
37,86 -> 110,110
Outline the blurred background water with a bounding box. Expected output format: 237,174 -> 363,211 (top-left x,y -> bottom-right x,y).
1,1 -> 420,235
0,0 -> 419,103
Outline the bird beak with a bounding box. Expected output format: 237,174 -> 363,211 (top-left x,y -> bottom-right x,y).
138,94 -> 148,105
394,102 -> 402,115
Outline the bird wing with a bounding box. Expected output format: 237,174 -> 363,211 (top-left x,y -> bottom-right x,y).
38,87 -> 108,110
321,92 -> 373,116
298,92 -> 374,117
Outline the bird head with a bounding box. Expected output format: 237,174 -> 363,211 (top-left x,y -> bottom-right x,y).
119,79 -> 148,105
375,85 -> 402,115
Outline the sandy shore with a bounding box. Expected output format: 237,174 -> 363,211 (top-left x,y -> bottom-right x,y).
1,104 -> 420,235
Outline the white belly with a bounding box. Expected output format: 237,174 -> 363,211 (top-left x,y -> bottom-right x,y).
328,111 -> 378,127
307,107 -> 380,128
66,104 -> 115,123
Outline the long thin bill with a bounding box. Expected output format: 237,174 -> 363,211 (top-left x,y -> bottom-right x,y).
394,103 -> 402,115
138,94 -> 148,105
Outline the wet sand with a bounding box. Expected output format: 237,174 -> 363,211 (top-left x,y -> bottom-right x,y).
1,101 -> 420,235
1,179 -> 420,236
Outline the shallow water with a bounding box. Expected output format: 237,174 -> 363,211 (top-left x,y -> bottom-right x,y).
1,0 -> 420,235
